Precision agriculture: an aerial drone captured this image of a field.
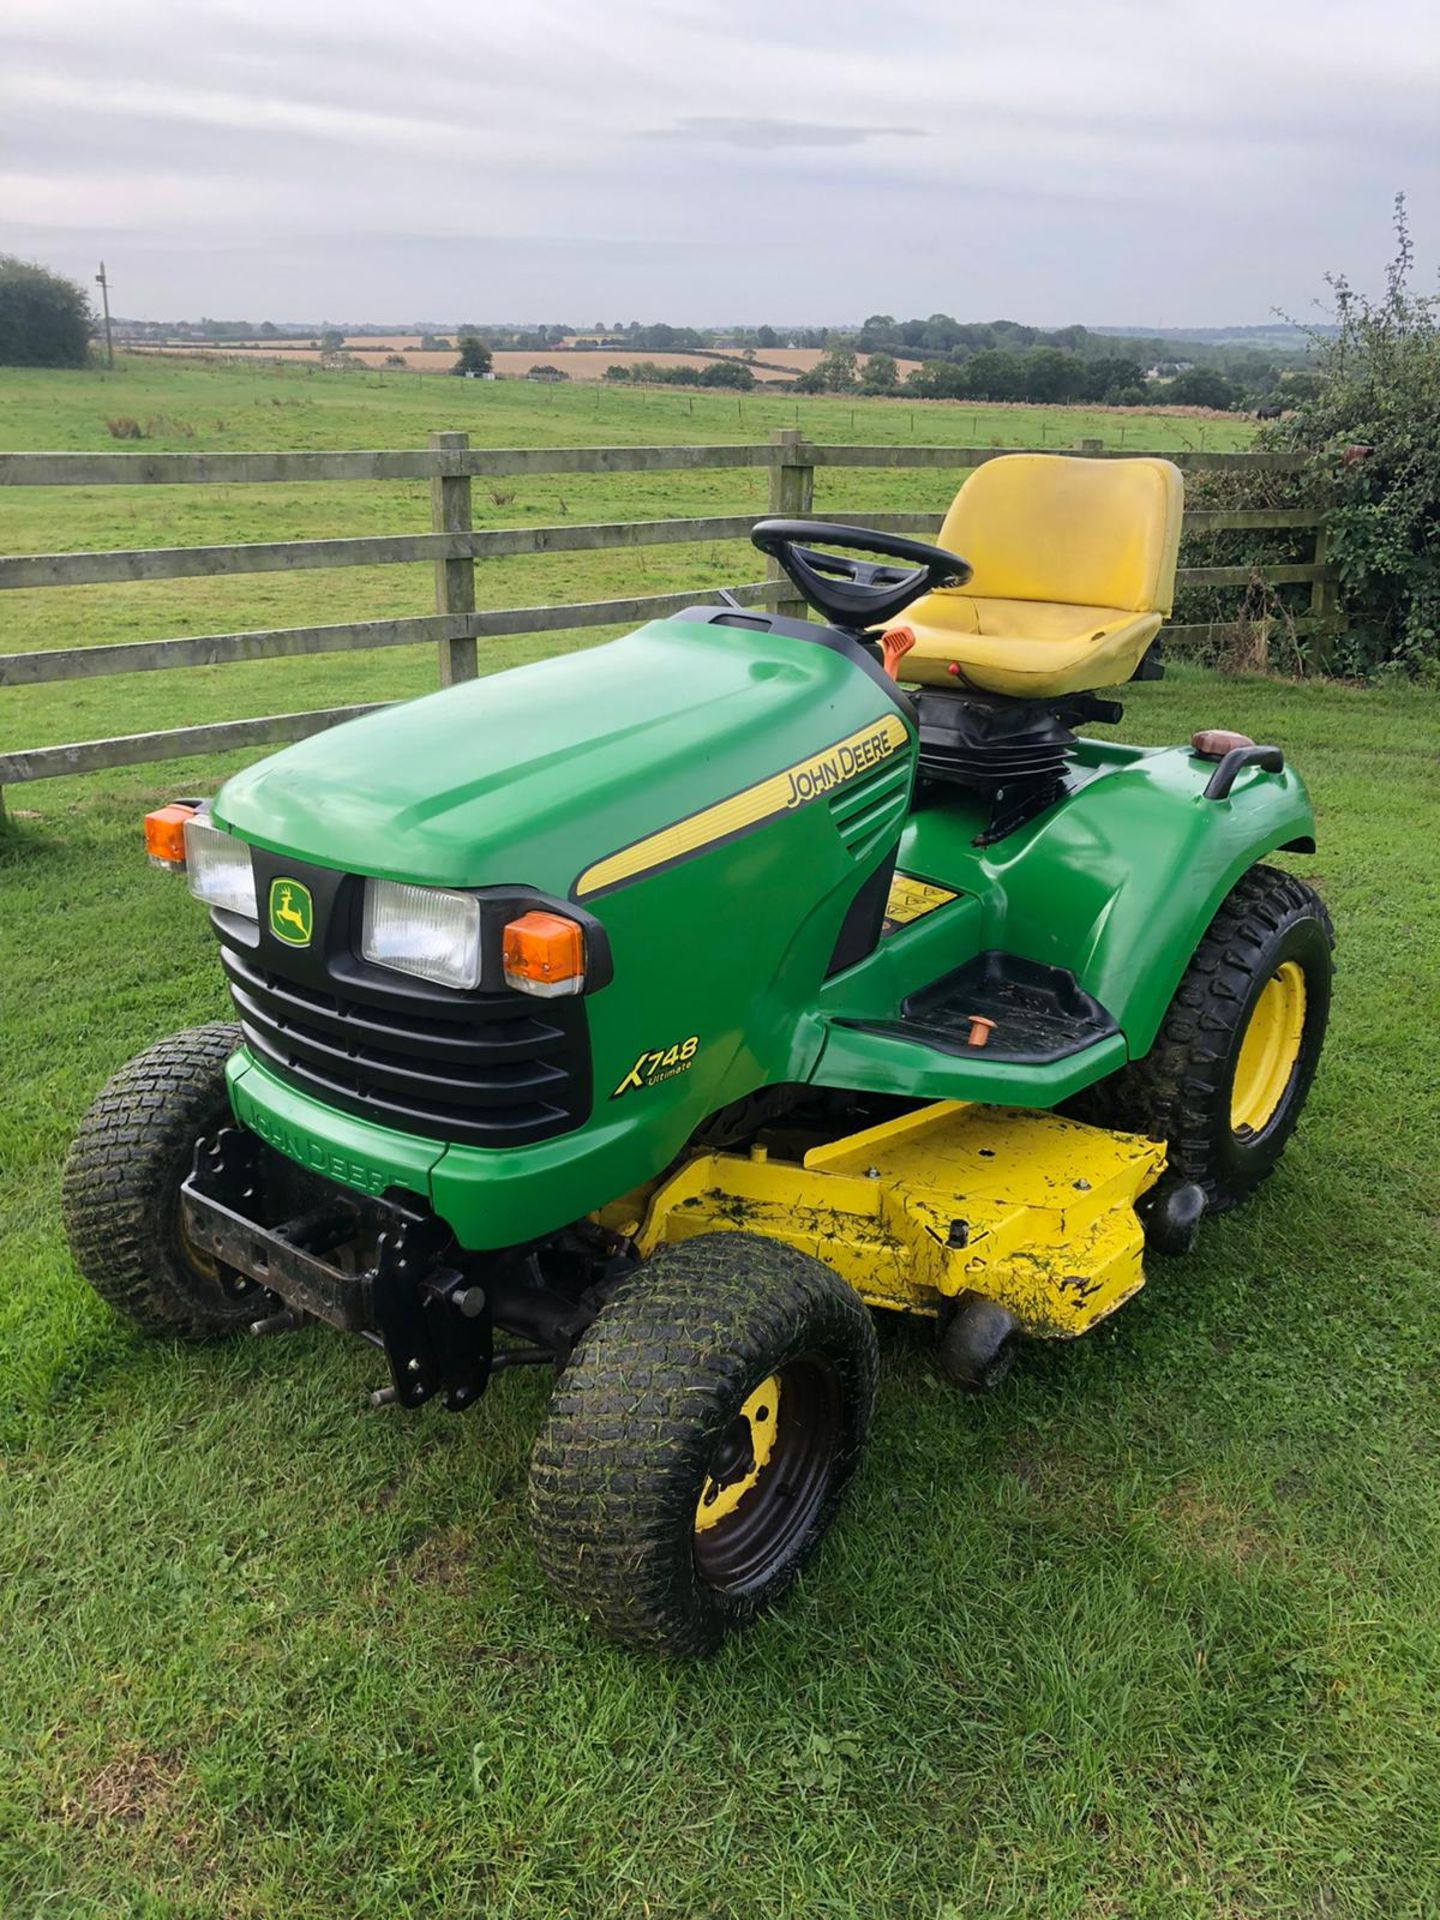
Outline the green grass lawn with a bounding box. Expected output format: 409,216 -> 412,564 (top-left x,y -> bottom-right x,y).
4,365 -> 1439,1918
3,671 -> 1438,1919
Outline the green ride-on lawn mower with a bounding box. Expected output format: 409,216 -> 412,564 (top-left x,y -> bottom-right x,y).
65,453 -> 1333,1656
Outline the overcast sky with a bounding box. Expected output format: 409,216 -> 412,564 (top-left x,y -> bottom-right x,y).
5,0 -> 1438,327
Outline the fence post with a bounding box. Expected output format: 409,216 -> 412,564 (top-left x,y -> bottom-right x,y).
429,430 -> 476,684
766,428 -> 814,621
1308,524 -> 1340,669
1309,525 -> 1339,619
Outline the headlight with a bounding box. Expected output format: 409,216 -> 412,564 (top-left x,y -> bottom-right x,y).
184,817 -> 258,919
362,879 -> 482,991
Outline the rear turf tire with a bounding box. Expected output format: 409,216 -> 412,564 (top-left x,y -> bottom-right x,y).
528,1232 -> 879,1657
1079,864 -> 1333,1213
62,1023 -> 259,1337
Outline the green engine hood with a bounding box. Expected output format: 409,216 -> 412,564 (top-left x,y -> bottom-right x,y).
214,618 -> 901,897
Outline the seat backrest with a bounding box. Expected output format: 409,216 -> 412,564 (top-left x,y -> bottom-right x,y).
936,453 -> 1184,615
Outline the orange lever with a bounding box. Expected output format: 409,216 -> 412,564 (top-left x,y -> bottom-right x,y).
879,625 -> 915,680
966,1015 -> 996,1049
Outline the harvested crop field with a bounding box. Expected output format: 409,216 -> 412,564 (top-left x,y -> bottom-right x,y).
130,340 -> 926,383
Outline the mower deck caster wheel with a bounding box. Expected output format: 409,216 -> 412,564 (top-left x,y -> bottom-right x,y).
1143,1180 -> 1207,1257
937,1292 -> 1020,1393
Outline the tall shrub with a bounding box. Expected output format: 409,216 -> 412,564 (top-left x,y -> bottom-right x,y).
0,256 -> 92,367
1266,197 -> 1440,676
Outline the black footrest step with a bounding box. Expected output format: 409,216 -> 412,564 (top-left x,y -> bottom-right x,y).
845,951 -> 1118,1065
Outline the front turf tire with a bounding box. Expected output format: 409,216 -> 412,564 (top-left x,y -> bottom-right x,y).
1081,864 -> 1333,1213
528,1232 -> 879,1657
62,1023 -> 259,1337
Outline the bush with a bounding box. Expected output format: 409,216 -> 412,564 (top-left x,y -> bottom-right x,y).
1265,196 -> 1440,676
698,359 -> 754,390
0,256 -> 92,367
1167,464 -> 1321,676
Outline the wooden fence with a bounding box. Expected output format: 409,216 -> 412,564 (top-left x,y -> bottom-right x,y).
0,430 -> 1335,812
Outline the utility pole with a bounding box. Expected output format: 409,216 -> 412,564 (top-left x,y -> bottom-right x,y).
95,261 -> 114,368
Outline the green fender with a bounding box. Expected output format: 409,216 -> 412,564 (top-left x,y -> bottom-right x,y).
889,741 -> 1318,1061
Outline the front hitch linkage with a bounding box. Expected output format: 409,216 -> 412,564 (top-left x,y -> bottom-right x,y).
182,1128 -> 495,1412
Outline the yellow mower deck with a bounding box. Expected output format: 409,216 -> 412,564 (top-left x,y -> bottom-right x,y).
614,1102 -> 1166,1338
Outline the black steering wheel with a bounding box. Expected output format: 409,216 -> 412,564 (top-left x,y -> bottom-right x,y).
750,519 -> 973,632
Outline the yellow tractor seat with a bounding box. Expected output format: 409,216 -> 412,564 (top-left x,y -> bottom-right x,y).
893,454 -> 1184,701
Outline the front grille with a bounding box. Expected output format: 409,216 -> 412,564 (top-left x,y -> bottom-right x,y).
220,940 -> 590,1149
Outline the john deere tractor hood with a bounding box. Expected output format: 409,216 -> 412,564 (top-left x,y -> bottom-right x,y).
213,618 -> 908,897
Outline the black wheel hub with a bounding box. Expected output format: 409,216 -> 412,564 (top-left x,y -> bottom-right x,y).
692,1353 -> 844,1597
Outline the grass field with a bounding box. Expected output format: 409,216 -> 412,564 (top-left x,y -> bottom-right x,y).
0,357 -> 1253,778
4,362 -> 1439,1918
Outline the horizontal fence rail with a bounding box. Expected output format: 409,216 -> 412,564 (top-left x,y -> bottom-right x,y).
0,584 -> 776,689
0,444 -> 1313,489
0,429 -> 1336,807
0,707 -> 388,786
0,512 -> 949,592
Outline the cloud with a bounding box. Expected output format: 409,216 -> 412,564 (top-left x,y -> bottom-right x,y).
2,0 -> 1438,323
645,117 -> 926,150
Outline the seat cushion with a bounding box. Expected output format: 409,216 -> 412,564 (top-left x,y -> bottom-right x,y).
897,593 -> 1163,698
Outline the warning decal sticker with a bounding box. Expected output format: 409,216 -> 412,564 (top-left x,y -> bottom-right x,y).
882,872 -> 961,936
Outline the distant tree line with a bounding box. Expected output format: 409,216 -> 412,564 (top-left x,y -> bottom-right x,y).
0,256 -> 1323,416
581,312 -> 1315,410
795,346 -> 1256,409
846,314 -> 1317,409
851,312 -> 1300,385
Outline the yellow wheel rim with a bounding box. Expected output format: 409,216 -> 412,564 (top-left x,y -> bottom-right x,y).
177,1206 -> 222,1283
695,1376 -> 782,1534
1231,960 -> 1307,1134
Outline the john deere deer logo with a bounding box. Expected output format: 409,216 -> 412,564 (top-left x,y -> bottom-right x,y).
268,878 -> 314,947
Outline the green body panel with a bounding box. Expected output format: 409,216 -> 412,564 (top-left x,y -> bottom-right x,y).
814,736 -> 1317,1080
210,615 -> 1316,1251
213,619 -> 895,892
